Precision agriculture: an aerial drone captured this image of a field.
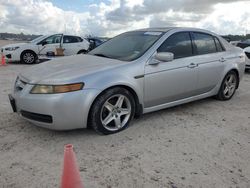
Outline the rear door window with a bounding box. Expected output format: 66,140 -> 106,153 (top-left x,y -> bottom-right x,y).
193,32 -> 217,55
157,32 -> 193,59
63,36 -> 81,43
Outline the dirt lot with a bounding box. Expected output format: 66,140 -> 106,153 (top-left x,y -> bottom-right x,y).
0,41 -> 250,188
0,40 -> 25,47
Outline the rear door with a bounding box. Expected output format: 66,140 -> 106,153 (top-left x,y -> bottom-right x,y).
191,32 -> 226,94
62,35 -> 83,55
144,32 -> 198,108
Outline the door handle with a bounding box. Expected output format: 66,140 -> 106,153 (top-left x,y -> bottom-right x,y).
219,57 -> 226,62
187,63 -> 198,68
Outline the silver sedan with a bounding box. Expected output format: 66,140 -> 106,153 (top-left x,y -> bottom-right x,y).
9,27 -> 246,134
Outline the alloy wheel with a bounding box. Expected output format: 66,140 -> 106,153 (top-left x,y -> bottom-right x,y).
23,52 -> 35,64
100,94 -> 131,131
223,74 -> 236,98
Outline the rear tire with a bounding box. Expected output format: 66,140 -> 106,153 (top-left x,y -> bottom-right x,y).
215,71 -> 238,100
21,51 -> 37,64
89,87 -> 135,135
77,50 -> 87,54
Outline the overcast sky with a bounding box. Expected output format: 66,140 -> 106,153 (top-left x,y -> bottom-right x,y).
0,0 -> 250,37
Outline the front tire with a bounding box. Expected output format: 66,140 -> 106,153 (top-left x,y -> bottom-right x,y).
216,71 -> 238,100
21,51 -> 37,64
89,87 -> 135,135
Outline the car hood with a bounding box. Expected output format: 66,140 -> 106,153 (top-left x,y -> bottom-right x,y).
19,54 -> 127,84
2,43 -> 27,48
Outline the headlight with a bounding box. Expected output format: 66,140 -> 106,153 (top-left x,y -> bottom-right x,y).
5,47 -> 20,51
30,83 -> 84,94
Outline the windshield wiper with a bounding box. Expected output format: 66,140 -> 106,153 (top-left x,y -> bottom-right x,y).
92,53 -> 110,58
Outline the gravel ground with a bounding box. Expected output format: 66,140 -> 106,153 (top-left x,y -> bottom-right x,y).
0,41 -> 250,188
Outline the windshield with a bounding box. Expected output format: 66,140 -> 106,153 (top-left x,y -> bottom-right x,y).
29,35 -> 47,43
89,31 -> 163,61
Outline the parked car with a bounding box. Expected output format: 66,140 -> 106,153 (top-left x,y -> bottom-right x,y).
221,36 -> 231,42
1,34 -> 89,64
86,37 -> 108,51
236,39 -> 250,49
9,28 -> 246,134
230,41 -> 240,46
243,47 -> 250,70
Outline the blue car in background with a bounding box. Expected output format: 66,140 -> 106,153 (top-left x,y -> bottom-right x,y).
87,37 -> 109,51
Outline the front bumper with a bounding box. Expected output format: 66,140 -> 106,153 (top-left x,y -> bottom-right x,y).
1,48 -> 20,62
10,84 -> 100,130
246,59 -> 250,70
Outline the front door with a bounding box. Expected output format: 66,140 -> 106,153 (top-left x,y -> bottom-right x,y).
144,32 -> 198,108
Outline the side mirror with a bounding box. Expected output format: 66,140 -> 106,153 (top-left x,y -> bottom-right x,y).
41,41 -> 47,46
149,52 -> 174,65
155,52 -> 174,62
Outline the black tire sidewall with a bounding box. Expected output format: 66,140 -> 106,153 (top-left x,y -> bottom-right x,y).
77,50 -> 87,54
217,71 -> 238,100
90,87 -> 135,135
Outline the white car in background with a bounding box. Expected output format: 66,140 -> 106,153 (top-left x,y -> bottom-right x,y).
230,41 -> 240,46
244,47 -> 250,70
1,34 -> 90,64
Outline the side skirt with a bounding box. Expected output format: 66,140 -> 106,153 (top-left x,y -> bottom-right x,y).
143,89 -> 218,114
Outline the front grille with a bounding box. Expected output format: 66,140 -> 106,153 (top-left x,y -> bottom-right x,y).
20,110 -> 53,123
15,77 -> 27,92
245,52 -> 250,59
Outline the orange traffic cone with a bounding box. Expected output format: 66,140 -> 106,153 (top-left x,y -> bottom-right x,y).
61,144 -> 83,188
1,55 -> 6,66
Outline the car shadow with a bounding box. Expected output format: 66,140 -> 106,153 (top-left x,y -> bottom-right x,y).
7,59 -> 50,65
20,97 -> 220,138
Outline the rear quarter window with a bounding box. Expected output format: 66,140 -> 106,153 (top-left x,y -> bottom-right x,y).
214,37 -> 225,52
63,36 -> 81,43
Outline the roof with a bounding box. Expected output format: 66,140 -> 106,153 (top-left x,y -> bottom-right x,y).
134,27 -> 176,33
132,27 -> 216,34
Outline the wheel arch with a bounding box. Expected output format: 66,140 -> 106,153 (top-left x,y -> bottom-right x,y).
77,49 -> 88,54
20,49 -> 38,60
229,68 -> 240,89
87,84 -> 143,128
